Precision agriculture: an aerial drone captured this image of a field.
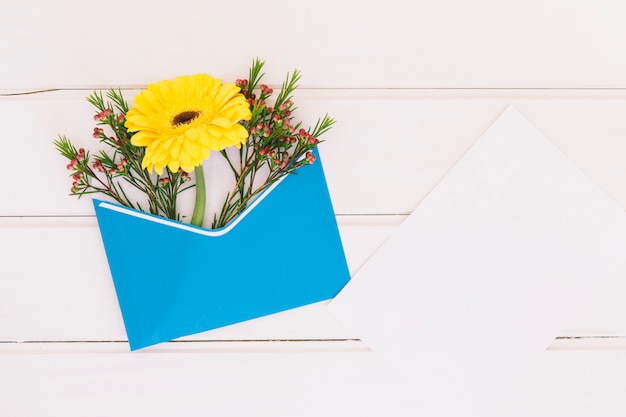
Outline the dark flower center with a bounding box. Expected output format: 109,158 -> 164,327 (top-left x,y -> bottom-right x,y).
172,111 -> 200,126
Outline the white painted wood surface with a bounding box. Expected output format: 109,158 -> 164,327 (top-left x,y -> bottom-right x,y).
3,1 -> 626,415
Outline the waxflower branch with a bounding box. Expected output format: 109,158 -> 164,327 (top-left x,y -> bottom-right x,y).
54,60 -> 334,230
213,59 -> 335,229
54,90 -> 193,220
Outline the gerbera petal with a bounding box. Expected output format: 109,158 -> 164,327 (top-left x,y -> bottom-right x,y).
180,162 -> 195,173
233,124 -> 249,140
138,89 -> 166,114
178,148 -> 192,165
183,139 -> 202,159
212,84 -> 239,108
196,128 -> 212,148
153,163 -> 165,176
125,73 -> 251,174
168,159 -> 180,172
210,117 -> 233,129
131,130 -> 158,147
125,114 -> 157,131
169,140 -> 181,159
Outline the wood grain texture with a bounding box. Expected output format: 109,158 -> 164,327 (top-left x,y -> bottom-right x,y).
2,339 -> 626,417
3,1 -> 626,415
3,0 -> 626,89
6,91 -> 626,216
0,216 -> 398,342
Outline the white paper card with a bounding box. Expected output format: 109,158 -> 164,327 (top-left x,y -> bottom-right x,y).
329,106 -> 626,414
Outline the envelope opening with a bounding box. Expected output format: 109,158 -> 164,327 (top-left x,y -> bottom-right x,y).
96,169 -> 289,237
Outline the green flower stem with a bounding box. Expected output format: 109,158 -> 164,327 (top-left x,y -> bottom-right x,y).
190,165 -> 206,227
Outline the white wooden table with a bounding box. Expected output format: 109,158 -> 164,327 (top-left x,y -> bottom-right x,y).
3,1 -> 626,415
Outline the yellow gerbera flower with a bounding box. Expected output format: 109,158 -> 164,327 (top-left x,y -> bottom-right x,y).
125,74 -> 251,175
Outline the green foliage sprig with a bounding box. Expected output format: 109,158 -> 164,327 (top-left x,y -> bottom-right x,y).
213,59 -> 335,228
53,90 -> 193,220
54,59 -> 334,229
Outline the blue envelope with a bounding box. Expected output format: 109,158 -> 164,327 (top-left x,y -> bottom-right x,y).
93,150 -> 351,350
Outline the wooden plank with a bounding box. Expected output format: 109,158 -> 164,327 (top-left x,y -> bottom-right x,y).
3,1 -> 626,89
2,338 -> 626,416
0,215 -> 400,342
501,337 -> 626,416
0,342 -> 424,417
2,215 -> 626,342
8,89 -> 626,216
0,89 -> 502,216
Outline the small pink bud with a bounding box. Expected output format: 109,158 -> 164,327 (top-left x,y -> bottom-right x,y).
118,114 -> 125,123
